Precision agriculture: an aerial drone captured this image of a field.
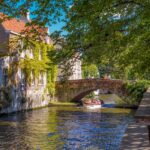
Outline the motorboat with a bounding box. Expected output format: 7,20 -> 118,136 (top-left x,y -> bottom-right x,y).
82,98 -> 104,109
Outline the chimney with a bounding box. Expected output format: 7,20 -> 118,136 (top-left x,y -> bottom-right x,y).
45,28 -> 51,44
20,11 -> 30,23
45,36 -> 50,44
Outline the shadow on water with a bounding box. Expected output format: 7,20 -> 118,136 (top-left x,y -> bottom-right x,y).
102,103 -> 116,108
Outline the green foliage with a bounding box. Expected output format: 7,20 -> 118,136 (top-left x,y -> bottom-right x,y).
1,1 -> 150,98
63,0 -> 150,79
1,0 -> 150,79
124,80 -> 150,105
20,42 -> 50,83
47,64 -> 58,96
82,64 -> 99,78
85,92 -> 95,99
19,41 -> 57,95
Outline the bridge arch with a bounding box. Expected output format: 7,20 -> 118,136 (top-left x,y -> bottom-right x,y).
55,79 -> 127,102
71,88 -> 97,102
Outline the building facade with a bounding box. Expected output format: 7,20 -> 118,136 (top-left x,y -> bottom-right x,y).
57,55 -> 82,81
68,57 -> 82,80
0,13 -> 51,114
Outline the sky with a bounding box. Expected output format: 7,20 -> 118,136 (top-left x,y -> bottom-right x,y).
49,19 -> 67,35
30,1 -> 70,36
49,23 -> 63,33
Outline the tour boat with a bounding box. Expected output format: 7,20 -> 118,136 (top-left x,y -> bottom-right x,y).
82,99 -> 104,109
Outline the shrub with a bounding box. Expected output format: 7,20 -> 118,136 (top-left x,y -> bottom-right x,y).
124,80 -> 150,105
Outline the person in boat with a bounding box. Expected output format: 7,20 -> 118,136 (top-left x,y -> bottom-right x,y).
100,99 -> 104,105
83,99 -> 92,104
91,99 -> 95,104
91,99 -> 100,105
97,100 -> 101,105
83,99 -> 104,105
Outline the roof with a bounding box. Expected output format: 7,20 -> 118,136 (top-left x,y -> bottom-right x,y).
0,13 -> 48,35
0,13 -> 26,33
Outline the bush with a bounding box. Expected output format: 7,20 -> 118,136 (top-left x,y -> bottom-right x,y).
124,80 -> 150,105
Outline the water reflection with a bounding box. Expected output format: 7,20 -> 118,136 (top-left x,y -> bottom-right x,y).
0,107 -> 134,150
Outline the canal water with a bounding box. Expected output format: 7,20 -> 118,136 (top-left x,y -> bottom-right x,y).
0,106 -> 134,150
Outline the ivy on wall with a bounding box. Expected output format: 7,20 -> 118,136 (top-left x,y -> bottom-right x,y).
0,34 -> 58,109
19,41 -> 57,95
47,64 -> 57,96
5,40 -> 57,96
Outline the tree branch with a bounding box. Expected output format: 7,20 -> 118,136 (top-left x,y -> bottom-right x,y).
113,0 -> 144,7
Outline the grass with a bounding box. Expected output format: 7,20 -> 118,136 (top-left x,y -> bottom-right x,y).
49,102 -> 77,106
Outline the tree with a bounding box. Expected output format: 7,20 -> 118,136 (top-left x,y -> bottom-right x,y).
0,0 -> 70,44
82,64 -> 99,79
1,0 -> 150,79
63,0 -> 150,79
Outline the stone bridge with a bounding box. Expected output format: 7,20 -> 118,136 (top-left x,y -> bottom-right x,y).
55,79 -> 128,102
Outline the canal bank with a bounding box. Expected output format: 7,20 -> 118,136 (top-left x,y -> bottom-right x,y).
120,87 -> 150,150
120,124 -> 150,150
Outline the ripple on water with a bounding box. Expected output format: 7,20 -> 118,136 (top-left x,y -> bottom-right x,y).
0,106 -> 134,150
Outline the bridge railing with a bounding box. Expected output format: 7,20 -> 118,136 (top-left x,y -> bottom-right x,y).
55,78 -> 124,84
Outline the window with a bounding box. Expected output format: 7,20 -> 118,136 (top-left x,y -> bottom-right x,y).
3,68 -> 8,86
20,69 -> 26,84
19,40 -> 24,49
20,69 -> 26,91
31,70 -> 35,85
39,71 -> 44,85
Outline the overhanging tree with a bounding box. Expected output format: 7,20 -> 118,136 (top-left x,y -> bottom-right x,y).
63,0 -> 150,79
0,0 -> 150,79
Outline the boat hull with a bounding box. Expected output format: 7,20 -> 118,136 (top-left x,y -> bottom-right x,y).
83,104 -> 102,109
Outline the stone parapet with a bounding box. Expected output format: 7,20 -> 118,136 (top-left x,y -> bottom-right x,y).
55,79 -> 127,102
135,87 -> 150,123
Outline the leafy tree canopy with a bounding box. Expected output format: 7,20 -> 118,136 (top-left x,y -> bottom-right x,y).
82,63 -> 99,79
0,0 -> 150,79
63,0 -> 150,79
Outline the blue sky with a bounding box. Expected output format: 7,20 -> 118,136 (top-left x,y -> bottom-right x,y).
49,20 -> 67,35
16,1 -> 68,35
31,1 -> 69,35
